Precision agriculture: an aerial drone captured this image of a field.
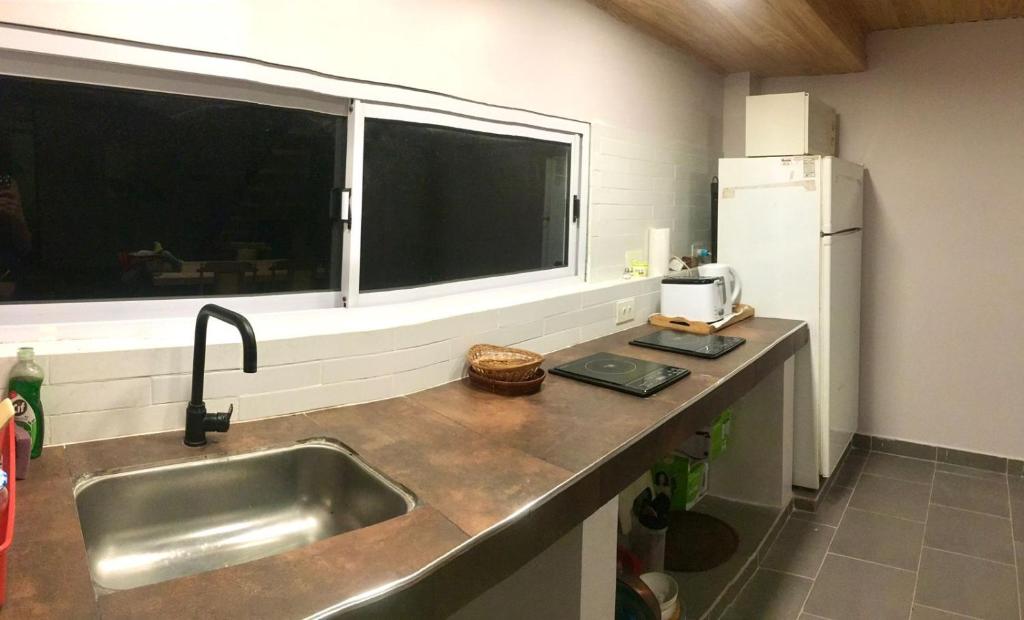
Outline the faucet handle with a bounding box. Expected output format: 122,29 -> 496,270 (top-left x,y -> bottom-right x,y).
204,404 -> 233,433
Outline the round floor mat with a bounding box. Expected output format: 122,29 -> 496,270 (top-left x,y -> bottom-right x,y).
664,511 -> 739,572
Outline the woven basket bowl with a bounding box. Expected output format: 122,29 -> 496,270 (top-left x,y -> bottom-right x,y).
467,344 -> 544,382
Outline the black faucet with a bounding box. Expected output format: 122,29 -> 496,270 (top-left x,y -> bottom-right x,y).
185,304 -> 257,447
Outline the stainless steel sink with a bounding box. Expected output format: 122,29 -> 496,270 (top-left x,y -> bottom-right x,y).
74,438 -> 416,592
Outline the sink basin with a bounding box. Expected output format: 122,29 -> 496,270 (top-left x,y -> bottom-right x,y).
74,438 -> 416,592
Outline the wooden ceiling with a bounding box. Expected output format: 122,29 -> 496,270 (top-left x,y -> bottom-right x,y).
592,0 -> 1024,76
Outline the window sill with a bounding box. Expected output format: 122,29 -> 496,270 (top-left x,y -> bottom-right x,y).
0,276 -> 662,357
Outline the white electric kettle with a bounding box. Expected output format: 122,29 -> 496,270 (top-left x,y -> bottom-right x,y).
698,263 -> 742,310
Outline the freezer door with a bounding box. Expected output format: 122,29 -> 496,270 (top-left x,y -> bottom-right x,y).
819,229 -> 862,477
821,158 -> 863,233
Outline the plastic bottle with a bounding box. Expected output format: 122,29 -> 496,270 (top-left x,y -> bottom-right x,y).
9,347 -> 45,458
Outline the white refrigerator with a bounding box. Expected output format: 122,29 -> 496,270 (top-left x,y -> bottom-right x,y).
717,155 -> 863,490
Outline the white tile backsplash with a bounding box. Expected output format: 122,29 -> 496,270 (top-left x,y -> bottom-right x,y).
259,329 -> 394,366
21,276 -> 661,445
394,362 -> 451,396
543,302 -> 616,335
48,343 -> 241,383
450,320 -> 545,359
518,327 -> 581,355
587,122 -> 715,282
43,377 -> 151,415
151,361 -> 322,404
238,376 -> 394,421
496,295 -> 581,327
321,341 -> 449,384
393,310 -> 497,349
581,279 -> 648,308
47,397 -> 237,445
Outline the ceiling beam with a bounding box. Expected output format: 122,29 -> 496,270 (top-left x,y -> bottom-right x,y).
592,0 -> 869,76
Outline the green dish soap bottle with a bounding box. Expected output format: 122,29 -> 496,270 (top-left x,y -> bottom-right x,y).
9,347 -> 45,458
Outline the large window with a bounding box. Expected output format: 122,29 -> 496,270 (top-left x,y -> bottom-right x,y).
0,68 -> 585,318
0,75 -> 344,303
344,104 -> 582,306
360,119 -> 571,292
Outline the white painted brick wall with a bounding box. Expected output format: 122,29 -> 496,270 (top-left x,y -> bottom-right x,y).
4,120 -> 718,446
16,279 -> 663,446
588,123 -> 718,283
322,342 -> 449,384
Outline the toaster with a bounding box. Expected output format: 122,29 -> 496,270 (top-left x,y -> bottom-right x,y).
661,276 -> 728,322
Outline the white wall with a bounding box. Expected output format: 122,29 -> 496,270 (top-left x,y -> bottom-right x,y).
721,72 -> 760,158
0,278 -> 660,446
0,0 -> 723,444
0,0 -> 723,281
760,19 -> 1024,459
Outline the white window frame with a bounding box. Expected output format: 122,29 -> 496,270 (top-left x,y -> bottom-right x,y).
0,25 -> 591,326
344,102 -> 584,307
0,58 -> 350,326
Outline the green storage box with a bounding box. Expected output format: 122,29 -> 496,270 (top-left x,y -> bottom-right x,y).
680,408 -> 733,461
651,453 -> 708,511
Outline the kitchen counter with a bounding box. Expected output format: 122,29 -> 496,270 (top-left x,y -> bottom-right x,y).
2,318 -> 807,619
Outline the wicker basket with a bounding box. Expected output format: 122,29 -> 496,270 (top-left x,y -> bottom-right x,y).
467,344 -> 544,382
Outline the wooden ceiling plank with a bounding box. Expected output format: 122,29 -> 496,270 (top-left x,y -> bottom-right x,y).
593,0 -> 1023,76
592,0 -> 868,76
854,0 -> 1024,30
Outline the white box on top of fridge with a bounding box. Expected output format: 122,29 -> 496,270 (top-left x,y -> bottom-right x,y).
717,155 -> 863,490
745,92 -> 837,157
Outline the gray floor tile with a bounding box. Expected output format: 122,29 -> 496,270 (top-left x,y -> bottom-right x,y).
936,461 -> 1007,480
761,518 -> 836,578
931,471 -> 1010,517
1010,477 -> 1024,542
708,559 -> 758,620
722,569 -> 812,620
792,485 -> 853,527
1010,476 -> 1024,503
830,507 -> 924,570
924,504 -> 1015,564
1016,542 -> 1024,615
863,453 -> 935,484
915,547 -> 1020,620
804,554 -> 916,620
1014,506 -> 1024,542
759,508 -> 794,564
849,474 -> 931,521
910,605 -> 973,619
832,452 -> 868,488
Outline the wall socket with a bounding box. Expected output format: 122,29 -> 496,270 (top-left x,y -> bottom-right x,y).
615,298 -> 636,324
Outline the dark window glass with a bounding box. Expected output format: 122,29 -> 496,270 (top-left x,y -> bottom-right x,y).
0,74 -> 344,303
360,119 -> 571,292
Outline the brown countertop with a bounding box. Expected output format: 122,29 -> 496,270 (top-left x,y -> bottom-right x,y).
2,318 -> 807,619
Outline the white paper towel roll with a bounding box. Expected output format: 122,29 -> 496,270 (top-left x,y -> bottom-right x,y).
648,228 -> 671,277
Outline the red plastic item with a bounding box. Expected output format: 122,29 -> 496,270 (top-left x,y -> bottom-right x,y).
0,419 -> 17,607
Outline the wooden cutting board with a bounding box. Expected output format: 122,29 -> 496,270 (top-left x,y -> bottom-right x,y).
649,304 -> 755,335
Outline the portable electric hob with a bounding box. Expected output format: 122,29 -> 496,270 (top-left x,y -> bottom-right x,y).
549,352 -> 689,397
630,330 -> 746,359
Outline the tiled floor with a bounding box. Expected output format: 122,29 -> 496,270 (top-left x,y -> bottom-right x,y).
722,448 -> 1024,619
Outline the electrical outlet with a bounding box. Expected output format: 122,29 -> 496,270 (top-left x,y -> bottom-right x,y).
615,298 -> 636,324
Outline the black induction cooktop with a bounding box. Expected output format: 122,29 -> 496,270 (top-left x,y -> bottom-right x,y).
549,352 -> 690,397
630,330 -> 746,359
